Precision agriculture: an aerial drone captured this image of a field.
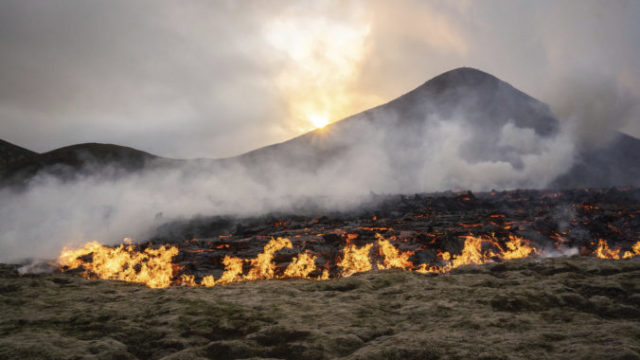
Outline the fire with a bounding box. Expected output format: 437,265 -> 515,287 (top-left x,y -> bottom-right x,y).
283,252 -> 318,278
450,235 -> 491,269
58,232 -> 640,288
245,237 -> 292,280
58,241 -> 178,289
338,243 -> 373,277
622,240 -> 640,259
586,239 -> 640,260
416,234 -> 537,274
201,275 -> 216,287
376,234 -> 414,270
179,274 -> 198,287
594,239 -> 621,260
217,255 -> 244,285
500,234 -> 537,260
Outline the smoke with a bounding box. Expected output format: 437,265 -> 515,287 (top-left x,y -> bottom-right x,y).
546,74 -> 640,149
1,0 -> 638,262
0,88 -> 578,263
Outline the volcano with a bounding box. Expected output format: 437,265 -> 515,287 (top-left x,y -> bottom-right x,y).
1,67 -> 639,190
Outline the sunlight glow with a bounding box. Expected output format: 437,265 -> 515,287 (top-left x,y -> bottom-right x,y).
264,12 -> 376,133
308,113 -> 329,129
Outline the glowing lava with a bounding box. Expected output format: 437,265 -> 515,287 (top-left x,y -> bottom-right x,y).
58,234 -> 640,289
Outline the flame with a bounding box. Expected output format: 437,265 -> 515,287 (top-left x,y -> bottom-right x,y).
594,239 -> 621,259
500,234 -> 537,260
449,235 -> 490,268
58,241 -> 178,288
283,252 -> 318,278
201,275 -> 216,287
338,243 -> 373,277
179,274 -> 198,287
217,255 -> 244,285
245,237 -> 292,280
621,240 -> 640,259
58,231 -> 640,288
416,235 -> 537,274
376,234 -> 414,270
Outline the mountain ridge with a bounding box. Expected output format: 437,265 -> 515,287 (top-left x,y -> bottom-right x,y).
1,67 -> 639,190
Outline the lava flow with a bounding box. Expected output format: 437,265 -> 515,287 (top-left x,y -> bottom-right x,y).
58,188 -> 640,288
57,234 -> 640,289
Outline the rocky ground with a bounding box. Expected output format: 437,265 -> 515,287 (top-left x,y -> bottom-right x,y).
1,256 -> 640,360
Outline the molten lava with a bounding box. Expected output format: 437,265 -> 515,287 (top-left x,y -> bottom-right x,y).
57,187 -> 640,289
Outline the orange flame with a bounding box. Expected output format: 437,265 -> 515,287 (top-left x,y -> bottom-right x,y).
245,237 -> 292,280
622,240 -> 640,259
500,234 -> 537,260
58,241 -> 178,288
283,252 -> 318,278
338,243 -> 373,277
376,234 -> 414,270
594,239 -> 620,259
416,234 -> 537,274
58,233 -> 640,288
201,275 -> 216,287
217,255 -> 244,285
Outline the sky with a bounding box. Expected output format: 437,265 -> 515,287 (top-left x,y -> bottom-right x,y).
0,0 -> 639,159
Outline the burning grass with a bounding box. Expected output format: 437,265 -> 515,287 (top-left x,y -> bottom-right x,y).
1,257 -> 640,359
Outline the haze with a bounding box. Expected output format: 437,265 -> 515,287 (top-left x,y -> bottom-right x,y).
1,0 -> 639,158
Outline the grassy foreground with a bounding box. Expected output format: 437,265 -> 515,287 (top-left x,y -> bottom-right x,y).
1,257 -> 640,360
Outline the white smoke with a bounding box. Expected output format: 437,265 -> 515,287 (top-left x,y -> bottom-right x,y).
0,106 -> 577,263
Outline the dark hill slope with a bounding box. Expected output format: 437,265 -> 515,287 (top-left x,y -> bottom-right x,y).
0,143 -> 174,185
551,132 -> 640,189
233,67 -> 640,189
0,139 -> 37,171
239,68 -> 559,166
232,67 -> 563,189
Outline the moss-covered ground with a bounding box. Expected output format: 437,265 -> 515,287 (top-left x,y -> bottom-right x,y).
1,257 -> 639,360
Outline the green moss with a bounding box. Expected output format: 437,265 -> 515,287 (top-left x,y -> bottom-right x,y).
0,256 -> 639,359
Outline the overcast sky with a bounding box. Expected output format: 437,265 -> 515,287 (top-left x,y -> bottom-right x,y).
1,0 -> 639,159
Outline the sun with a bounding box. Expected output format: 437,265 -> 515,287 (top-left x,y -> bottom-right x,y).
308,113 -> 329,129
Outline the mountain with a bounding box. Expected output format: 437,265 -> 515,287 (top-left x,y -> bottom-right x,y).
0,142 -> 172,185
233,67 -> 640,190
0,139 -> 37,171
1,67 -> 639,190
551,132 -> 640,189
235,67 -> 560,173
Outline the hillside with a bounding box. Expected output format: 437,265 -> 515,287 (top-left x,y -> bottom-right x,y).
1,67 -> 639,190
0,142 -> 174,185
551,132 -> 640,189
235,67 -> 559,173
0,139 -> 37,171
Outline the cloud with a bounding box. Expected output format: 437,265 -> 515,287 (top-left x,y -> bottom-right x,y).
0,0 -> 638,159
